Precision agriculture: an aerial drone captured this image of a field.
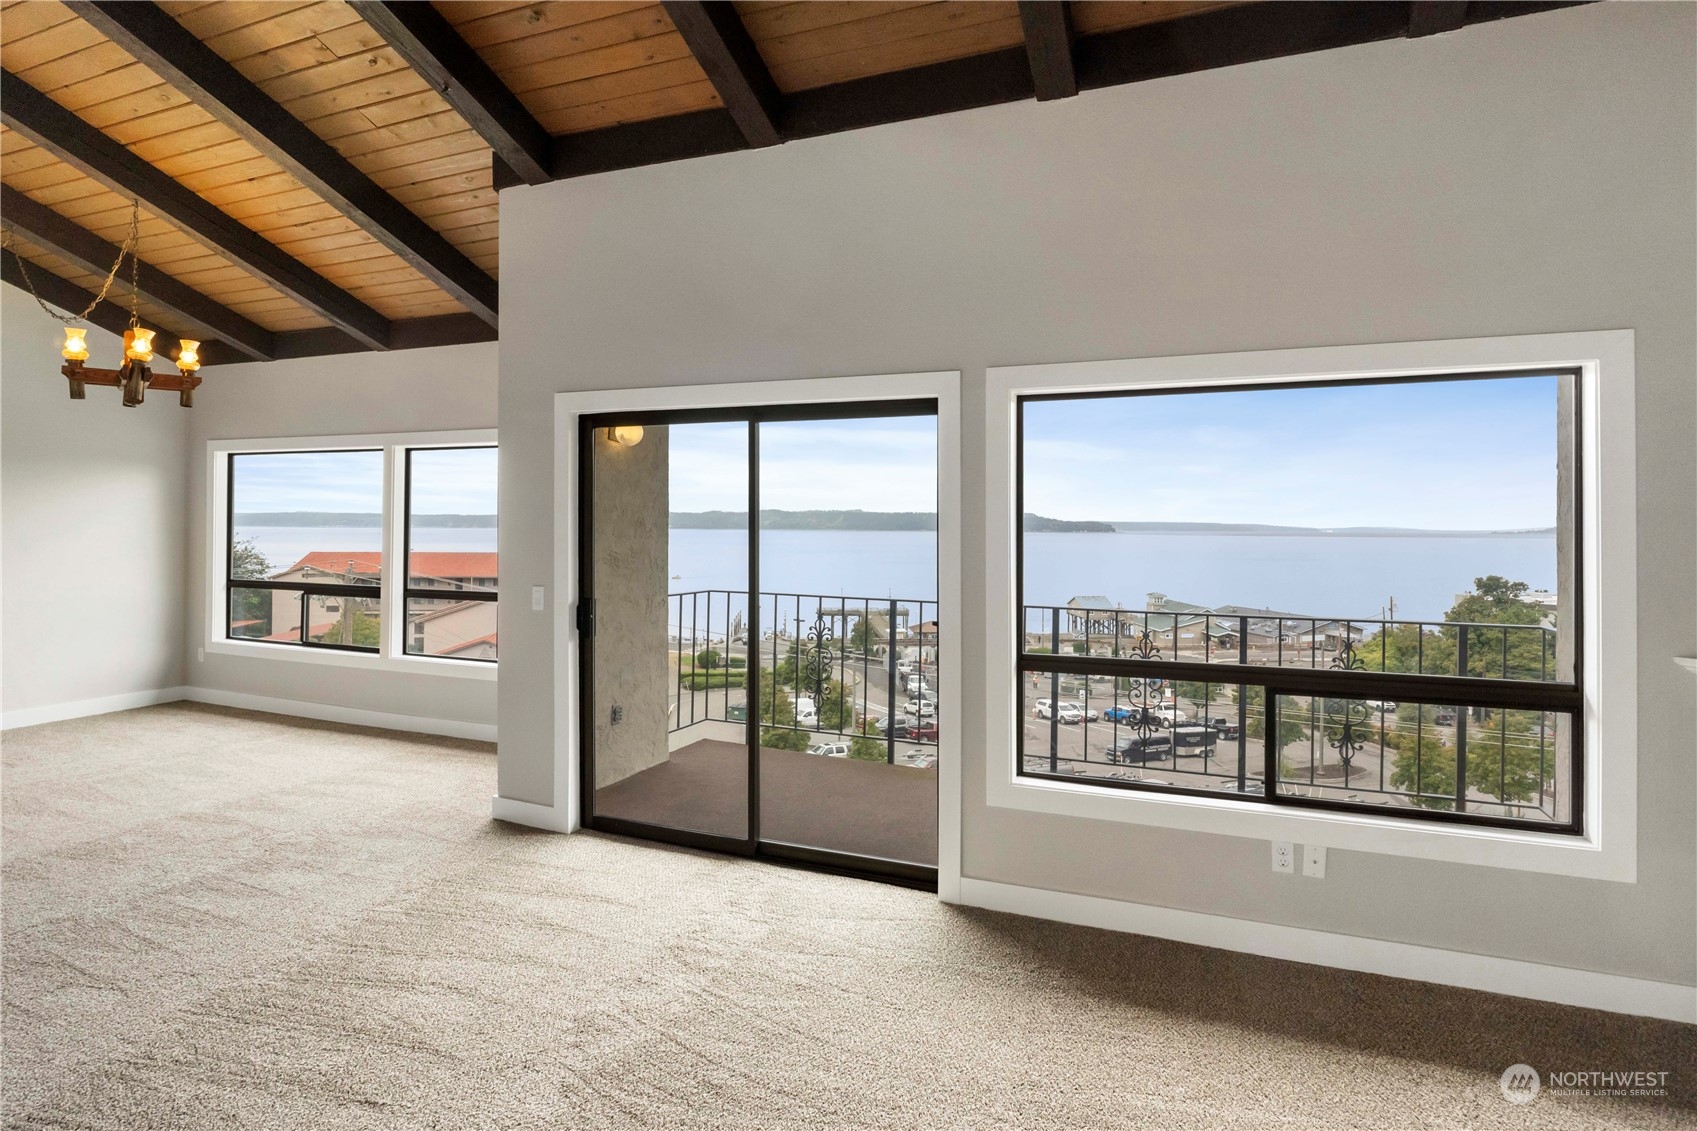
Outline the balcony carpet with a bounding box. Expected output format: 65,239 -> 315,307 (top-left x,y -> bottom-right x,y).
3,702 -> 1692,1130
593,737 -> 938,864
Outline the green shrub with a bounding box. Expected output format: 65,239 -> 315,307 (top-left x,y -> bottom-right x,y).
683,671 -> 746,690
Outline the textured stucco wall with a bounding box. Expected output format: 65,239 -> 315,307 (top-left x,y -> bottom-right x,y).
591,425 -> 671,788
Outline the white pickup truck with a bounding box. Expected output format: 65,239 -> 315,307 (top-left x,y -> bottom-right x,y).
807,742 -> 850,758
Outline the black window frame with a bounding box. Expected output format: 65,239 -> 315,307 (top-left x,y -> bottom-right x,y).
402,444 -> 498,664
1014,368 -> 1584,836
225,448 -> 385,654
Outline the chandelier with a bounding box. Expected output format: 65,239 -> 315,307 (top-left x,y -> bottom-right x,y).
2,200 -> 202,408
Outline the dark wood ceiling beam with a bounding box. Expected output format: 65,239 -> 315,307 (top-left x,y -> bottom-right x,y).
1,249 -> 237,366
65,1 -> 497,327
348,0 -> 552,186
1,185 -> 275,361
1406,2 -> 1471,36
661,2 -> 782,148
269,313 -> 498,361
493,1 -> 1592,187
1,69 -> 392,350
1074,2 -> 1410,90
1018,1 -> 1078,101
2,257 -> 497,365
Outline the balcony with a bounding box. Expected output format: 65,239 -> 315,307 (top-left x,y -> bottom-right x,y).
591,591 -> 941,867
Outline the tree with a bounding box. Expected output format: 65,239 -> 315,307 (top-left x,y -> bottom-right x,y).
1174,680 -> 1222,708
816,678 -> 854,731
230,536 -> 274,581
1245,686 -> 1310,744
1388,730 -> 1456,811
1464,709 -> 1553,806
847,619 -> 881,654
849,722 -> 888,762
757,684 -> 809,751
229,537 -> 274,631
1446,575 -> 1550,681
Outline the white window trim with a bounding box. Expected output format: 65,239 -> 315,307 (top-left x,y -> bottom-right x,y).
205,429 -> 498,681
984,331 -> 1635,881
548,373 -> 964,901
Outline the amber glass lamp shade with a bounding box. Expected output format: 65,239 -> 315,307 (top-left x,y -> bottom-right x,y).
61,326 -> 89,361
176,339 -> 201,372
124,326 -> 156,362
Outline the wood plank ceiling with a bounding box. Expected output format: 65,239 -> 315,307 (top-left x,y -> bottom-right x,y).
0,0 -> 1580,365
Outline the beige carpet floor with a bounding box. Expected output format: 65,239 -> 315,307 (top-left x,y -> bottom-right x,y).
2,702 -> 1692,1130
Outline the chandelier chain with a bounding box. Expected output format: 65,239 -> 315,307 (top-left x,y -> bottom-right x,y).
0,199 -> 141,326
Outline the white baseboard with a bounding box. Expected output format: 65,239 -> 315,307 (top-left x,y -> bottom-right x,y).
183,687 -> 497,742
490,795 -> 575,832
957,878 -> 1697,1024
1,686 -> 191,731
1,685 -> 494,742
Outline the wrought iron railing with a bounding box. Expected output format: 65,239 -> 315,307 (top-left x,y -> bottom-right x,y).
669,590 -> 939,765
1018,605 -> 1575,831
1021,606 -> 1561,682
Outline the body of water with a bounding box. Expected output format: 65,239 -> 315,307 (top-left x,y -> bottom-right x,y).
237,526 -> 1556,624
235,526 -> 497,572
669,529 -> 1555,622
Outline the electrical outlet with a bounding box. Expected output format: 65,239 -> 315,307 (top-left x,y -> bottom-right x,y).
1271,841 -> 1295,874
531,585 -> 546,611
610,705 -> 624,726
1303,844 -> 1328,878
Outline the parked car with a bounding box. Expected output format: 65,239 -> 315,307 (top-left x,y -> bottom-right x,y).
1208,717 -> 1241,739
1364,700 -> 1397,713
904,699 -> 937,719
1105,734 -> 1172,763
1433,710 -> 1458,726
1034,700 -> 1084,724
807,742 -> 850,758
1102,705 -> 1149,724
871,716 -> 937,741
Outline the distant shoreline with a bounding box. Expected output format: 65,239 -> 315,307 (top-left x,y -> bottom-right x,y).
236,512 -> 494,528
669,510 -> 1553,537
236,510 -> 1555,538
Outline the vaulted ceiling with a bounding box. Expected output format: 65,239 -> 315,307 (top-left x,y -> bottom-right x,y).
0,1 -> 1578,365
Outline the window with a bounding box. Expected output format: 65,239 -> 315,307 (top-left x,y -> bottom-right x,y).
213,431 -> 497,673
404,446 -> 498,662
1015,370 -> 1582,834
228,449 -> 385,652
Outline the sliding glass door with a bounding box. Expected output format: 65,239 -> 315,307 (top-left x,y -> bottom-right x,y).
579,401 -> 939,885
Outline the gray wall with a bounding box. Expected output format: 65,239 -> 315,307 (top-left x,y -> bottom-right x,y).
1,286 -> 190,715
184,341 -> 499,729
495,3 -> 1696,984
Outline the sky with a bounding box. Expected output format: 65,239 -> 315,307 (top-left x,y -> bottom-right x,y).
1022,375 -> 1561,529
229,376 -> 1557,530
666,416 -> 939,512
230,447 -> 497,514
